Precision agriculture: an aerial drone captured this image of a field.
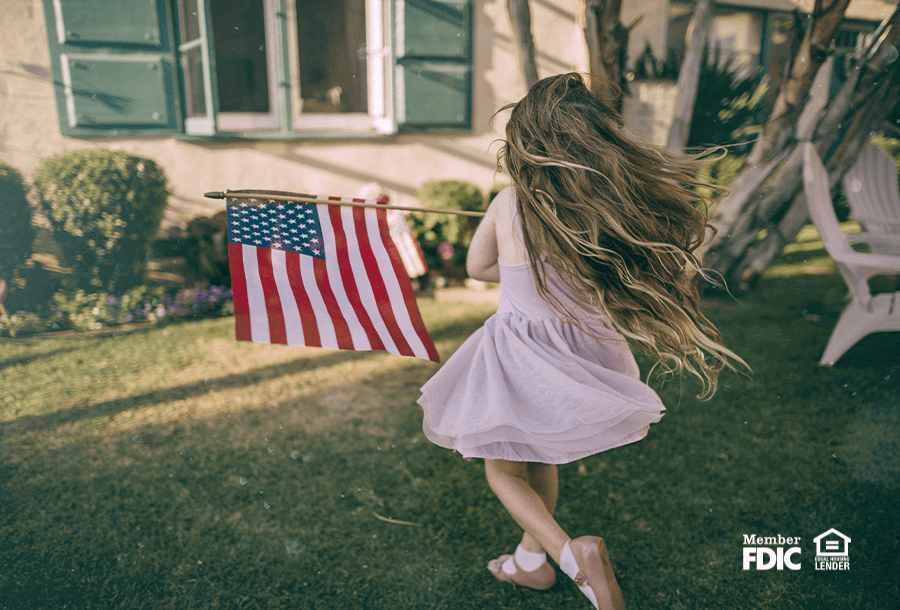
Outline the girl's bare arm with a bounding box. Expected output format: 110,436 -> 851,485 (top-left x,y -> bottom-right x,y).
466,198 -> 501,282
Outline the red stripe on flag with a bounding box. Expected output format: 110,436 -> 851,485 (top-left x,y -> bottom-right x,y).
228,243 -> 253,342
313,257 -> 354,350
376,209 -> 440,362
352,206 -> 413,357
285,252 -> 321,347
327,205 -> 385,352
256,247 -> 287,344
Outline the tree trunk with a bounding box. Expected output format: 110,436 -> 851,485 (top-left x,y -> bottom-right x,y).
667,0 -> 715,150
701,0 -> 851,275
703,5 -> 900,293
507,0 -> 539,89
747,0 -> 851,165
732,13 -> 900,285
582,0 -> 629,107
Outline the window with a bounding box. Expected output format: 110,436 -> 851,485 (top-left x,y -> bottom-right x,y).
295,0 -> 368,114
42,0 -> 473,138
178,0 -> 280,132
289,0 -> 391,133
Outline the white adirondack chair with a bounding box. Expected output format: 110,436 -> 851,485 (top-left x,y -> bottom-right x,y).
802,143 -> 900,365
842,142 -> 900,255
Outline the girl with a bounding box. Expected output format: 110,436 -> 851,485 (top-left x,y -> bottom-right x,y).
417,73 -> 742,609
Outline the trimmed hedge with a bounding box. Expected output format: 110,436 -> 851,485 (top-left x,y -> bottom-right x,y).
0,162 -> 35,285
34,149 -> 169,294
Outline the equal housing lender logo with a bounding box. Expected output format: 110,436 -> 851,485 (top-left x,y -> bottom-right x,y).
813,528 -> 851,571
742,529 -> 850,571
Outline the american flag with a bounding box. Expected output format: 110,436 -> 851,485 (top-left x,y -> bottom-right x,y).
226,195 -> 439,362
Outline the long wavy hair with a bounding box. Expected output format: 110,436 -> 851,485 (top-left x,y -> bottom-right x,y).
500,72 -> 745,398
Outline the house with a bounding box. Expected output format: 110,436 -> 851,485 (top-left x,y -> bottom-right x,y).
4,0 -> 553,232
625,0 -> 894,77
621,0 -> 893,144
0,0 -> 892,235
814,528 -> 851,556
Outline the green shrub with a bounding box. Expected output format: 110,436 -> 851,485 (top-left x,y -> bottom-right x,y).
50,286 -> 166,331
687,45 -> 768,149
409,180 -> 485,271
33,149 -> 169,294
0,284 -> 233,337
695,152 -> 747,203
0,162 -> 35,286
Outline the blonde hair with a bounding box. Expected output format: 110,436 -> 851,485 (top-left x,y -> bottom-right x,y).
500,73 -> 744,399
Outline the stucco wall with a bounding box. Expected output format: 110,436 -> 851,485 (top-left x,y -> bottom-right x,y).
624,80 -> 679,147
1,0 -> 599,231
622,0 -> 669,72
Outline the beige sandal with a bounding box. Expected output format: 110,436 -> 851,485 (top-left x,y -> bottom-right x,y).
567,536 -> 626,609
487,553 -> 556,590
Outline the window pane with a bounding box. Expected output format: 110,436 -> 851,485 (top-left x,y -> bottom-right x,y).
296,0 -> 368,114
178,0 -> 200,42
182,46 -> 206,118
210,0 -> 270,113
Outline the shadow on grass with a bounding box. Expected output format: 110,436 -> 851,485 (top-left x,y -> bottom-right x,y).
0,349 -> 378,434
0,345 -> 83,371
2,259 -> 900,609
2,341 -> 898,610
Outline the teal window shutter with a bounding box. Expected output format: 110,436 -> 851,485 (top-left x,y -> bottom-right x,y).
394,0 -> 472,131
42,0 -> 181,136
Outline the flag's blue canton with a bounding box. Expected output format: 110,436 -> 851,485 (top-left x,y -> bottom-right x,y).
227,201 -> 326,260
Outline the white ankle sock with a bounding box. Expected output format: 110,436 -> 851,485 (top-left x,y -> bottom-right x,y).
501,544 -> 547,575
560,541 -> 598,608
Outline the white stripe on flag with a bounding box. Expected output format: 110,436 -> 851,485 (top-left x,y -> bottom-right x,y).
298,253 -> 338,349
339,206 -> 400,355
241,245 -> 271,344
270,249 -> 305,345
396,233 -> 426,277
364,210 -> 431,359
317,202 -> 370,350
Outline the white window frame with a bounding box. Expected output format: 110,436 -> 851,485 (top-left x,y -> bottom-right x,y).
178,0 -> 217,136
286,0 -> 394,135
178,0 -> 393,136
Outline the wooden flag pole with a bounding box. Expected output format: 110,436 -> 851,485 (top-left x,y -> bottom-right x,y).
205,190 -> 486,218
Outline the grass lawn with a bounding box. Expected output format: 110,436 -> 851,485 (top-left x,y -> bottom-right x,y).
1,226 -> 898,609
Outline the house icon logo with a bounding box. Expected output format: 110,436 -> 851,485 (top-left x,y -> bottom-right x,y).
814,528 -> 851,570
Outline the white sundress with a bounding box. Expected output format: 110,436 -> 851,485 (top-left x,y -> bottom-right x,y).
417,254 -> 666,464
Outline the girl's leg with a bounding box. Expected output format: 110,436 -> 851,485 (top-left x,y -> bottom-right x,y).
484,459 -> 569,563
518,462 -> 559,554
485,459 -> 626,609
